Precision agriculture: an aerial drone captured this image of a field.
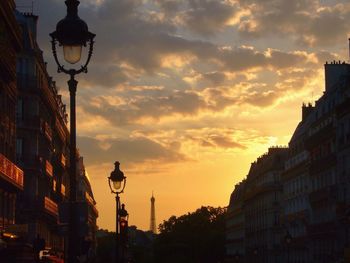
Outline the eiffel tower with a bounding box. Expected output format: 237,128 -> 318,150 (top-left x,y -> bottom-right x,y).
150,192 -> 156,234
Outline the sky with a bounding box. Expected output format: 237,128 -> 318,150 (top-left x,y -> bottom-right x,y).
16,0 -> 350,231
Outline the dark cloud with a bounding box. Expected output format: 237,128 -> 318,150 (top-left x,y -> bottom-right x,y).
243,90 -> 281,107
180,0 -> 239,36
237,0 -> 350,48
201,72 -> 226,85
26,0 -> 322,91
17,0 -> 341,126
186,131 -> 245,149
154,0 -> 182,14
209,135 -> 246,149
81,90 -> 208,125
77,136 -> 187,166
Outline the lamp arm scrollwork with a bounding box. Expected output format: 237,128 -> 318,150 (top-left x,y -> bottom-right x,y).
120,178 -> 127,193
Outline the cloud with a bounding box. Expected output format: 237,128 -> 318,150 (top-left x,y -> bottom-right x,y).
237,0 -> 350,48
207,134 -> 246,149
178,0 -> 240,36
77,136 -> 187,166
154,0 -> 182,14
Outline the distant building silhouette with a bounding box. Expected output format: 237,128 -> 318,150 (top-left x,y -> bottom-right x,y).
150,192 -> 157,234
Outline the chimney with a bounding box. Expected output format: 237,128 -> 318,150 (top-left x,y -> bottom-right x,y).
302,103 -> 313,121
324,62 -> 350,92
23,13 -> 38,39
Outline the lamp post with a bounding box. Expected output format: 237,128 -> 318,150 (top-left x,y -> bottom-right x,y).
285,231 -> 292,263
50,1 -> 95,262
119,204 -> 129,263
108,161 -> 127,263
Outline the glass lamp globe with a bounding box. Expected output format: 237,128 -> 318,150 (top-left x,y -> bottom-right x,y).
63,45 -> 82,64
112,180 -> 122,191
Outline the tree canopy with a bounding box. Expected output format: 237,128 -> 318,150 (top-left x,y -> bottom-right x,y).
154,206 -> 226,263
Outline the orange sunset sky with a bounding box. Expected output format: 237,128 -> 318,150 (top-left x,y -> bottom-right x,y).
16,0 -> 350,231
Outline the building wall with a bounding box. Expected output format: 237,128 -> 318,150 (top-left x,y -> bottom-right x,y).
0,0 -> 23,235
15,12 -> 69,253
282,113 -> 312,263
244,148 -> 287,263
77,156 -> 98,259
226,60 -> 350,263
226,181 -> 245,262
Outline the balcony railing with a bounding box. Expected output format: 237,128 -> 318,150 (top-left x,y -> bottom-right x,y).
45,160 -> 53,177
0,153 -> 24,189
61,184 -> 66,196
60,154 -> 66,167
44,196 -> 58,217
85,192 -> 95,206
43,121 -> 53,142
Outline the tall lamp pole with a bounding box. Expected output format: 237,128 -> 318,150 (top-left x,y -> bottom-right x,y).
50,1 -> 95,262
119,204 -> 129,263
108,161 -> 127,263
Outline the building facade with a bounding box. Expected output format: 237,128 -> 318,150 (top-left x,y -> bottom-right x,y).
226,180 -> 246,262
77,156 -> 98,259
15,12 -> 70,254
226,57 -> 350,263
0,0 -> 24,237
282,103 -> 313,263
244,147 -> 287,263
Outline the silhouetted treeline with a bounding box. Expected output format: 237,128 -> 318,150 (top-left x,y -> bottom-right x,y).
154,206 -> 226,263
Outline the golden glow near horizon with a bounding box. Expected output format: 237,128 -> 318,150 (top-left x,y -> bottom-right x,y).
27,0 -> 350,231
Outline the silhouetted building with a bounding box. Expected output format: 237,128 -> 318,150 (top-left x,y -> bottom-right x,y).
244,147 -> 288,263
15,11 -> 69,254
282,103 -> 313,263
226,180 -> 246,262
0,0 -> 24,238
77,156 -> 99,259
226,56 -> 350,263
304,61 -> 350,263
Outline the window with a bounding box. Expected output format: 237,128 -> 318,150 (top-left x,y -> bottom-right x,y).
16,98 -> 23,121
16,138 -> 23,161
53,180 -> 57,192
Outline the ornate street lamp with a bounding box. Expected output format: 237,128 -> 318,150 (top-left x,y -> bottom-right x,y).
108,162 -> 126,194
50,1 -> 95,263
109,162 -> 127,263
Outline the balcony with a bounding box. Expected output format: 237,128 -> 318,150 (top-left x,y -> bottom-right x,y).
45,160 -> 53,177
307,221 -> 336,237
60,154 -> 66,168
17,74 -> 37,90
309,185 -> 337,205
0,153 -> 24,189
305,124 -> 333,149
43,121 -> 53,142
44,196 -> 58,217
55,119 -> 67,143
61,184 -> 66,196
309,153 -> 336,175
244,182 -> 281,201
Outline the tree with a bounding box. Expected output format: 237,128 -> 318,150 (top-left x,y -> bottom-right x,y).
154,206 -> 226,263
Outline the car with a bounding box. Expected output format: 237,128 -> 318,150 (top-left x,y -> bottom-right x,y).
39,249 -> 51,260
39,250 -> 64,263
